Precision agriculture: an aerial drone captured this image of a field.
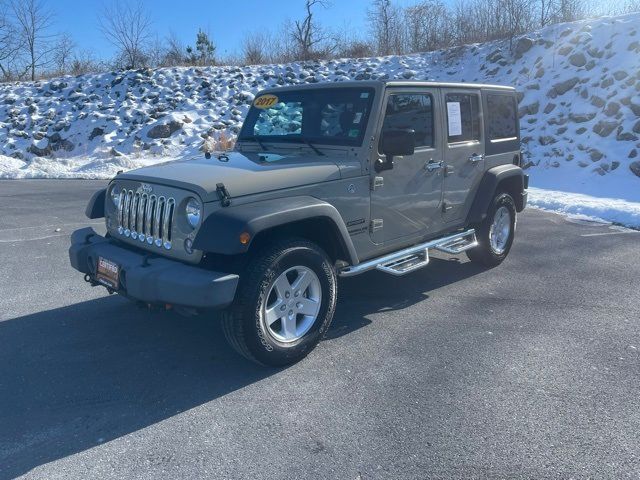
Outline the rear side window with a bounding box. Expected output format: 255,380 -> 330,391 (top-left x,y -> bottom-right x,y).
445,93 -> 480,143
486,94 -> 517,140
380,94 -> 434,148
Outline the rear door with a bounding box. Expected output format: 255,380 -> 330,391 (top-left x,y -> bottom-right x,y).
370,88 -> 444,244
441,89 -> 485,223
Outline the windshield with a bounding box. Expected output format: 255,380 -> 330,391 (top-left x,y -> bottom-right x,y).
239,87 -> 375,147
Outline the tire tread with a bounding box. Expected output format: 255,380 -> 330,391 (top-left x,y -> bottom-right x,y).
221,238 -> 334,366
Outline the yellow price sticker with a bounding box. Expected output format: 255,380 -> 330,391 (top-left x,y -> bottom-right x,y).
253,94 -> 279,109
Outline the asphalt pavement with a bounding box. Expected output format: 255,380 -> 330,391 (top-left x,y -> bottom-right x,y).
1,180 -> 639,479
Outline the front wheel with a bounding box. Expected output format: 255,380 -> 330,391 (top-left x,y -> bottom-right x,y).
221,239 -> 337,366
466,192 -> 516,267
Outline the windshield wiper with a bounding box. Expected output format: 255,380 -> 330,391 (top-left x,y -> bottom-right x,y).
245,136 -> 268,152
305,140 -> 325,156
291,138 -> 324,156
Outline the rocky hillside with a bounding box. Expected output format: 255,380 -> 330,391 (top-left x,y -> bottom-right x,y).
0,13 -> 639,201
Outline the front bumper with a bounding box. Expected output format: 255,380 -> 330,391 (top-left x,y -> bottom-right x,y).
69,228 -> 239,309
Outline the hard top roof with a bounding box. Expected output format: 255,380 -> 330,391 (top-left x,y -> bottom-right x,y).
259,79 -> 516,93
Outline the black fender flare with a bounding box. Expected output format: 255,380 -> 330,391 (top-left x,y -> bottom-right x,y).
466,164 -> 526,225
85,188 -> 106,219
192,196 -> 359,265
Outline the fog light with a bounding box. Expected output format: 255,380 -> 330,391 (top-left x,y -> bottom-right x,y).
184,238 -> 194,254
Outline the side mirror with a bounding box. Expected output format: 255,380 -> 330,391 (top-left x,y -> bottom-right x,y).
377,129 -> 416,173
381,129 -> 416,157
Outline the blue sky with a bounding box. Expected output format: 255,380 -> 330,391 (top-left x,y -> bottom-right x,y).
53,0 -> 379,60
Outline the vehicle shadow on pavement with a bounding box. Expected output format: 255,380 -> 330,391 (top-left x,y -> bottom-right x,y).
327,256 -> 487,340
0,256 -> 485,478
0,297 -> 271,479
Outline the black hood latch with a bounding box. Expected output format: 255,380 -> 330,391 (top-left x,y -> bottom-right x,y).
216,183 -> 231,207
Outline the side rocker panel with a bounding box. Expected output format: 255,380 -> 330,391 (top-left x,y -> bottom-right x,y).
193,196 -> 359,265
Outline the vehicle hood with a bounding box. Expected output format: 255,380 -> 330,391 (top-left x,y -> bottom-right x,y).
117,151 -> 342,202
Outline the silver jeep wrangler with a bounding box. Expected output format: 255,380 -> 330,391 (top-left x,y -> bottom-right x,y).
70,81 -> 528,365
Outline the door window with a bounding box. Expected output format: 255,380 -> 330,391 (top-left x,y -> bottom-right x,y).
486,94 -> 517,140
380,94 -> 434,150
445,93 -> 480,143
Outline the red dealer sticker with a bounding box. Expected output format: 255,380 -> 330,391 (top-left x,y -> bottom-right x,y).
96,256 -> 120,290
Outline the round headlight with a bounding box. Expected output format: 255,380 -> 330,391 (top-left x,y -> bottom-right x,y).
110,186 -> 120,207
186,197 -> 202,228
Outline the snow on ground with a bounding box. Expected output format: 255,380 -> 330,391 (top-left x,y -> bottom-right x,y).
0,13 -> 639,225
528,188 -> 640,228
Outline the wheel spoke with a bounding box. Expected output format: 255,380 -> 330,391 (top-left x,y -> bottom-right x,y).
265,300 -> 284,325
291,270 -> 313,294
489,206 -> 511,254
263,265 -> 322,343
281,315 -> 297,340
272,274 -> 291,300
297,298 -> 320,317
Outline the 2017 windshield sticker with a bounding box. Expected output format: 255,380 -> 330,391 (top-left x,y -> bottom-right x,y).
254,94 -> 279,109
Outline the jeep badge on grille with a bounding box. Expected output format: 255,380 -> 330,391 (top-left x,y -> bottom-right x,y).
137,183 -> 153,195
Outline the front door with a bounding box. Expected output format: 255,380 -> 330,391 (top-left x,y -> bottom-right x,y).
370,89 -> 444,244
441,89 -> 486,222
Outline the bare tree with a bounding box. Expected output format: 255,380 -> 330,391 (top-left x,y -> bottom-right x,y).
238,24 -> 292,64
146,35 -> 165,67
70,48 -> 101,75
53,32 -> 74,75
367,0 -> 404,55
99,0 -> 152,69
0,10 -> 20,79
620,0 -> 640,12
538,0 -> 556,26
10,0 -> 55,80
292,0 -> 332,60
163,31 -> 186,66
242,31 -> 269,65
554,0 -> 585,22
332,25 -> 374,58
404,0 -> 451,53
338,39 -> 373,58
501,0 -> 537,48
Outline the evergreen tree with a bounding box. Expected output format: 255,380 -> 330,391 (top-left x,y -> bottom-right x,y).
186,29 -> 215,66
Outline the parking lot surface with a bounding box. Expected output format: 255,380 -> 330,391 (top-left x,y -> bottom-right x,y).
1,180 -> 639,479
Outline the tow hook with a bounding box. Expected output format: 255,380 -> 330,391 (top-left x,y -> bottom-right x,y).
83,274 -> 99,287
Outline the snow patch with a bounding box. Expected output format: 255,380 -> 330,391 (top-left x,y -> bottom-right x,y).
528,187 -> 640,228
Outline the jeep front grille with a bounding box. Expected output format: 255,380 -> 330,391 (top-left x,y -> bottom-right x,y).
116,188 -> 175,249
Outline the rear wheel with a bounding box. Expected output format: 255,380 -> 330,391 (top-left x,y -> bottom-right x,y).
221,239 -> 337,366
466,192 -> 516,267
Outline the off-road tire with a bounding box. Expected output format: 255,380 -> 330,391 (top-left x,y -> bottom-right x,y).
466,192 -> 516,267
221,238 -> 337,366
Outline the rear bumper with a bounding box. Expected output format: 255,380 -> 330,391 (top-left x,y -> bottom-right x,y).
69,227 -> 239,309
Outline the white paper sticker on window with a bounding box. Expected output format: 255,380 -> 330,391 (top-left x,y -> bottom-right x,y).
353,112 -> 363,124
447,102 -> 462,137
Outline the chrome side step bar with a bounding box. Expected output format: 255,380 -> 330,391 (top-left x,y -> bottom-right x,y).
339,229 -> 477,277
